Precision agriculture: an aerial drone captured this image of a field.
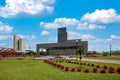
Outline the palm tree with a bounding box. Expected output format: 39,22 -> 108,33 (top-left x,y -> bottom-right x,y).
77,47 -> 84,67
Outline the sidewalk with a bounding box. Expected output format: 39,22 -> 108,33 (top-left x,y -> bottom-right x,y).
82,58 -> 120,64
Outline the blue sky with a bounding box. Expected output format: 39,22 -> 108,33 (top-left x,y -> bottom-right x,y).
0,0 -> 120,52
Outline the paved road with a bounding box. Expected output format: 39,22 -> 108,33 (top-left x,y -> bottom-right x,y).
82,58 -> 120,64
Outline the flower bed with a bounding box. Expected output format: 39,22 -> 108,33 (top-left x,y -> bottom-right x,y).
117,67 -> 120,73
103,65 -> 107,69
77,68 -> 81,72
65,66 -> 69,71
71,68 -> 75,72
100,69 -> 106,74
84,68 -> 89,73
93,67 -> 97,73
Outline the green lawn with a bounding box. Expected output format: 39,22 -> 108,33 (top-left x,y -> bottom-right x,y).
0,58 -> 120,80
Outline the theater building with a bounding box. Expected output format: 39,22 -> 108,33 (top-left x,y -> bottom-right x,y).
36,27 -> 88,55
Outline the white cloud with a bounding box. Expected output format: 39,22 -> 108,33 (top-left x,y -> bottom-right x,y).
0,21 -> 13,34
68,31 -> 95,40
81,8 -> 120,24
41,30 -> 50,35
77,22 -> 105,30
40,17 -> 79,29
0,0 -> 55,18
40,9 -> 120,30
95,38 -> 112,43
40,17 -> 105,30
18,34 -> 36,40
110,35 -> 120,39
0,35 -> 12,40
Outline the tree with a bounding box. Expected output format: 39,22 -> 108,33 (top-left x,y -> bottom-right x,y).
77,47 -> 84,67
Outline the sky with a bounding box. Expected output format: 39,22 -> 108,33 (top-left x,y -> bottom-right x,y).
0,0 -> 120,52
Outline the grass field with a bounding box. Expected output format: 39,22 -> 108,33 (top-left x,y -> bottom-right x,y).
0,58 -> 120,80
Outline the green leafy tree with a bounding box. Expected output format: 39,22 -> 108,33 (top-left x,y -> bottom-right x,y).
77,47 -> 84,67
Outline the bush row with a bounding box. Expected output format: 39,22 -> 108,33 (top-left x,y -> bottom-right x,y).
44,60 -> 120,73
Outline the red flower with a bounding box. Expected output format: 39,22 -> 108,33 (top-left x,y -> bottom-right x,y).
117,67 -> 120,73
109,70 -> 114,73
103,65 -> 107,69
84,68 -> 89,73
61,66 -> 64,69
109,66 -> 114,71
71,68 -> 75,72
65,66 -> 69,71
100,69 -> 106,74
77,68 -> 81,72
93,67 -> 97,73
57,64 -> 61,68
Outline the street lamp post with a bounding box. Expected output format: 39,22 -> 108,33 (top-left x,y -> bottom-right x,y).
110,44 -> 112,56
75,40 -> 78,60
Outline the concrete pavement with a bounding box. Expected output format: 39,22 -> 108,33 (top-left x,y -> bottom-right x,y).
82,58 -> 120,64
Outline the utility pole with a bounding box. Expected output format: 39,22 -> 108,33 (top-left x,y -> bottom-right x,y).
110,44 -> 112,56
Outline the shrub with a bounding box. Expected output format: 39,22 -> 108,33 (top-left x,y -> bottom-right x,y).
77,68 -> 81,72
68,61 -> 71,63
87,63 -> 90,66
61,66 -> 64,69
74,62 -> 77,64
17,57 -> 24,60
103,65 -> 107,69
80,63 -> 83,65
109,66 -> 114,71
100,69 -> 106,74
117,67 -> 120,73
91,64 -> 94,67
93,67 -> 97,73
109,70 -> 114,73
65,66 -> 69,71
84,68 -> 89,73
57,64 -> 61,68
84,63 -> 86,65
71,68 -> 75,72
96,65 -> 100,68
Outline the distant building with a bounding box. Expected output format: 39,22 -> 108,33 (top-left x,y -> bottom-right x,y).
13,35 -> 25,53
36,27 -> 88,55
58,27 -> 67,43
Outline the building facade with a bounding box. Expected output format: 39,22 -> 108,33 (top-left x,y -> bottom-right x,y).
13,35 -> 25,53
58,27 -> 67,43
36,27 -> 88,55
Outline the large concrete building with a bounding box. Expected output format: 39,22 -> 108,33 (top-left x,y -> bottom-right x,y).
36,27 -> 88,55
13,35 -> 25,53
